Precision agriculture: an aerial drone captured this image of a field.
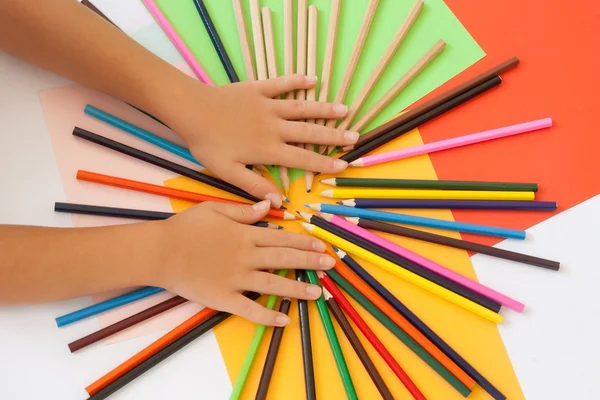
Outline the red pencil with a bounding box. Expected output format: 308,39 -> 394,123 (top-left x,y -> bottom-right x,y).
318,272 -> 426,400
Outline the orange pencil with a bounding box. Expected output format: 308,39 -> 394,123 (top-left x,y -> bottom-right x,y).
76,170 -> 295,220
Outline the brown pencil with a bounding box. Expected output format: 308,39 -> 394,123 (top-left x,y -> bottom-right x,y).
296,0 -> 308,102
279,0 -> 294,196
250,0 -> 268,80
316,0 -> 341,132
232,0 -> 256,81
304,5 -> 318,192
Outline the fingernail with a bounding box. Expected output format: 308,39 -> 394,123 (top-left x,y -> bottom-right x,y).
320,255 -> 336,268
333,159 -> 348,171
276,314 -> 291,326
264,192 -> 281,208
252,200 -> 270,212
312,240 -> 327,253
306,285 -> 322,298
344,131 -> 360,143
334,104 -> 348,115
306,76 -> 318,84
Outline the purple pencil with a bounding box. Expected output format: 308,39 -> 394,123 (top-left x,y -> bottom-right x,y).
338,199 -> 558,211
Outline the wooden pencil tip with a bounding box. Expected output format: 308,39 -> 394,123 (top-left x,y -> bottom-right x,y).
296,211 -> 313,223
320,189 -> 334,198
318,212 -> 334,221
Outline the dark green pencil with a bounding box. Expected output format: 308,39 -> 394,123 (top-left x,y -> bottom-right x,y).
321,177 -> 538,192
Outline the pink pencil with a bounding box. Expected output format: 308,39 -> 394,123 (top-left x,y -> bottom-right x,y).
350,117 -> 552,167
320,212 -> 525,312
142,0 -> 214,85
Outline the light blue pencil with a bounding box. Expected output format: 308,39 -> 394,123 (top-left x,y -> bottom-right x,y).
55,286 -> 165,327
305,203 -> 526,240
84,105 -> 202,166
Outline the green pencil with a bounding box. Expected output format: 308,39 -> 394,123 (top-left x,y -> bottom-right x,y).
321,177 -> 538,192
305,270 -> 358,400
327,269 -> 472,397
229,270 -> 288,400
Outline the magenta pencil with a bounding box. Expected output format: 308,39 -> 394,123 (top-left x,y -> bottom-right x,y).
321,213 -> 525,312
350,118 -> 552,167
142,0 -> 214,85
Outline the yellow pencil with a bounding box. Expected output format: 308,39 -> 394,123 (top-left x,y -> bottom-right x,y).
301,223 -> 503,324
320,188 -> 535,201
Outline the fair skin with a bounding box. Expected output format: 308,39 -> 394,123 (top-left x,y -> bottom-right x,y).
0,0 -> 355,326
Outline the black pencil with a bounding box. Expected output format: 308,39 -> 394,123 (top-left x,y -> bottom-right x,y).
192,0 -> 239,82
255,298 -> 292,400
295,270 -> 316,400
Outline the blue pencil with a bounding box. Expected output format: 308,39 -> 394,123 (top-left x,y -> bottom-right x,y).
84,105 -> 202,166
305,203 -> 526,240
55,286 -> 165,327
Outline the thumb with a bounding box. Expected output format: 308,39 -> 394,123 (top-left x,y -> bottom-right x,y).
223,165 -> 283,208
211,199 -> 272,224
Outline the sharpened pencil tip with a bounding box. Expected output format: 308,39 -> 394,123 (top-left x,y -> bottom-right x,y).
280,205 -> 287,210
306,189 -> 311,193
336,201 -> 343,205
296,212 -> 313,223
277,226 -> 284,230
332,246 -> 339,252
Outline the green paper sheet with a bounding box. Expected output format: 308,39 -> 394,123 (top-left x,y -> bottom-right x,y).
156,0 -> 484,184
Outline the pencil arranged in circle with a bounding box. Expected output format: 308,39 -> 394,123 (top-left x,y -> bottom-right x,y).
192,0 -> 239,82
68,296 -> 188,353
296,0 -> 308,102
230,270 -> 288,400
305,203 -> 526,240
141,0 -> 213,85
338,199 -> 557,211
255,298 -> 292,400
305,270 -> 358,400
232,0 -> 256,81
87,293 -> 261,399
354,57 -> 520,148
56,287 -> 165,328
347,217 -> 560,270
278,0 -> 295,195
319,273 -> 426,400
340,75 -> 503,162
333,248 -> 504,399
351,118 -> 553,167
337,0 -> 424,131
76,170 -> 295,219
249,0 -> 267,80
323,285 -> 394,400
321,188 -> 535,201
316,0 -> 341,132
295,270 -> 316,400
322,177 -> 539,191
304,5 -> 318,192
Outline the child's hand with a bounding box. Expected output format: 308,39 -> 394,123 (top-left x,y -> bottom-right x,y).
164,75 -> 360,206
152,200 -> 334,326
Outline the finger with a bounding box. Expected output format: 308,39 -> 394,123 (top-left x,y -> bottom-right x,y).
218,164 -> 283,208
209,199 -> 271,224
272,144 -> 348,173
222,293 -> 290,326
252,228 -> 326,252
258,74 -> 317,97
246,272 -> 322,300
281,121 -> 360,145
274,99 -> 348,120
250,248 -> 336,270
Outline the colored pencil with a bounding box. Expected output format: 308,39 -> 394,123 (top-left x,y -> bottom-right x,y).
82,0 -> 117,27
302,223 -> 503,323
303,5 -> 318,192
296,0 -> 308,102
232,0 -> 256,81
321,177 -> 539,192
353,57 -> 519,148
326,265 -> 475,396
298,213 -> 502,313
84,105 -> 201,166
321,188 -> 535,201
278,0 -> 294,195
349,217 -> 560,270
319,273 -> 425,400
56,287 -> 164,328
248,0 -> 267,80
255,298 -> 292,400
75,170 -> 294,220
69,296 -> 187,353
192,0 -> 239,82
316,0 -> 341,131
351,118 -> 553,167
336,0 -> 424,131
322,213 -> 524,312
295,270 -> 316,400
338,199 -> 557,210
340,75 -> 503,162
325,0 -> 379,129
72,127 -> 269,206
305,203 -> 526,240
323,286 -> 394,400
141,0 -> 213,85
350,40 -> 446,133
305,270 -> 357,399
334,248 -> 504,399
87,292 -> 261,399
230,270 -> 288,400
